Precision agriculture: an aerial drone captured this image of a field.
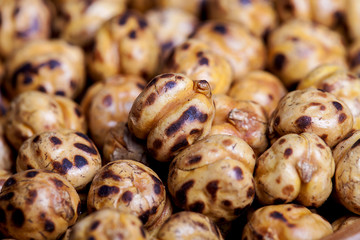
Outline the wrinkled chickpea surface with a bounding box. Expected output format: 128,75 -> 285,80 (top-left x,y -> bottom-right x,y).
2,1 -> 360,240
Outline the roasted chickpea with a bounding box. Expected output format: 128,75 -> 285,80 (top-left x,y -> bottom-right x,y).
207,0 -> 277,39
242,204 -> 333,240
168,134 -> 256,222
146,8 -> 198,60
128,73 -> 215,162
5,40 -> 85,100
102,122 -> 148,165
255,133 -> 335,207
16,129 -> 101,190
0,169 -> 80,240
228,71 -> 287,117
69,209 -> 147,240
268,20 -> 346,88
54,0 -> 126,47
88,11 -> 160,82
0,0 -> 52,58
269,88 -> 353,147
87,160 -> 169,230
81,75 -> 146,147
156,211 -> 223,240
164,39 -> 232,94
192,21 -> 266,81
275,0 -> 345,29
211,94 -> 268,155
333,130 -> 360,215
298,64 -> 360,130
4,91 -> 86,150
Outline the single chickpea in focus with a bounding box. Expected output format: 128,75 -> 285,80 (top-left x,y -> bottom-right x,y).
168,134 -> 256,223
269,88 -> 353,147
255,132 -> 334,207
0,170 -> 80,240
128,73 -> 215,162
87,160 -> 170,231
16,129 -> 102,190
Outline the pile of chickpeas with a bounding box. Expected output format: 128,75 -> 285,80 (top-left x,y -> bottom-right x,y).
1,0 -> 360,239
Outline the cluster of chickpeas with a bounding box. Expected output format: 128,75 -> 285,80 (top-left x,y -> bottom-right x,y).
2,0 -> 360,240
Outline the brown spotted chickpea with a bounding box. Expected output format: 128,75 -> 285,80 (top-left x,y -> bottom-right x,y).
164,39 -> 232,95
102,122 -> 148,165
298,64 -> 360,130
128,73 -> 215,162
242,204 -> 333,240
255,132 -> 335,207
333,130 -> 360,215
156,211 -> 224,240
168,134 -> 256,223
0,0 -> 52,59
268,20 -> 346,88
87,160 -> 170,231
192,20 -> 266,81
88,11 -> 160,82
81,75 -> 146,148
69,209 -> 147,240
275,0 -> 346,29
269,88 -> 353,147
207,0 -> 278,39
4,91 -> 86,150
210,94 -> 268,155
146,8 -> 198,61
16,129 -> 102,190
228,70 -> 287,118
54,0 -> 127,47
0,169 -> 80,240
4,40 -> 85,100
